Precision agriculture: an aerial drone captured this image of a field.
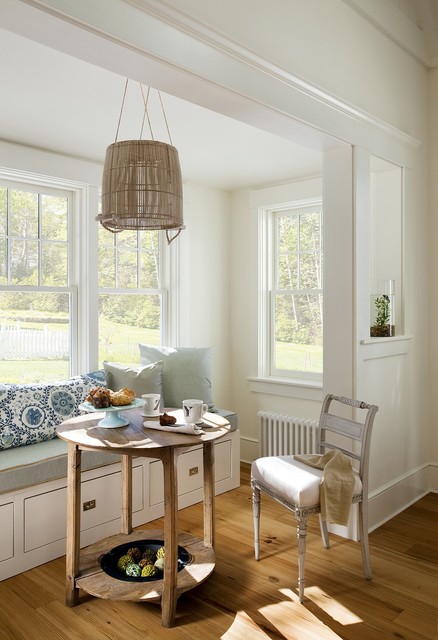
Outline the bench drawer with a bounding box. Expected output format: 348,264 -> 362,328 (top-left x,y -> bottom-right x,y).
24,465 -> 143,552
148,437 -> 234,507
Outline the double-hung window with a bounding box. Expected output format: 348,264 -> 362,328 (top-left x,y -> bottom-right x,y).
0,180 -> 73,382
98,226 -> 164,364
262,201 -> 323,381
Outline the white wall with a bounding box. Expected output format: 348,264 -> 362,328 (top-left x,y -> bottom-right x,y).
178,182 -> 232,409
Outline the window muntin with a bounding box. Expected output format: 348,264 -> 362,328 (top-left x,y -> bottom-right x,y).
271,205 -> 323,378
0,182 -> 72,383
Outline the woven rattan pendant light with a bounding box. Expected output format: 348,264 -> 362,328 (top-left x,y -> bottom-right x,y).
97,80 -> 184,244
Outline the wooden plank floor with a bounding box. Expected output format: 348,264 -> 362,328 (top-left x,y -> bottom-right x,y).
0,463 -> 437,639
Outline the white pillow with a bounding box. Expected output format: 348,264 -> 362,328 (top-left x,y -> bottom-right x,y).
138,344 -> 214,410
103,361 -> 163,398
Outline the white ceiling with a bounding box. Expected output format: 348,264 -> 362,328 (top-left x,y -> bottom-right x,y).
0,28 -> 322,192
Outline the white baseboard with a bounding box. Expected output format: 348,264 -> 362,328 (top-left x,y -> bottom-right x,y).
368,463 -> 436,531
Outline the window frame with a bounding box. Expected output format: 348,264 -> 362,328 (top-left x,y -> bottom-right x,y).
258,197 -> 323,385
0,177 -> 78,378
97,226 -> 170,366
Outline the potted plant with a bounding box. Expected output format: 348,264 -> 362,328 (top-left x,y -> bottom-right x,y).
370,294 -> 395,337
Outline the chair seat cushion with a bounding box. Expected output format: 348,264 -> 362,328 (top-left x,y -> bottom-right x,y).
251,455 -> 362,508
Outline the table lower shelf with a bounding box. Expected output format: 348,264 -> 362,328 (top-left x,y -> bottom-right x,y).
75,529 -> 215,602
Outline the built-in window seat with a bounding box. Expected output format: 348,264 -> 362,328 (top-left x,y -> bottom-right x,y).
0,353 -> 240,581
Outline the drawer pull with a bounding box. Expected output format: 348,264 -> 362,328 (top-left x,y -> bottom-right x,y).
189,467 -> 199,477
83,499 -> 96,511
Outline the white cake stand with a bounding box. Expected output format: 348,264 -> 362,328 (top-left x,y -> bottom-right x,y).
79,398 -> 143,428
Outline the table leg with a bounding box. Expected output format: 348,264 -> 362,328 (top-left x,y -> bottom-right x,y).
121,454 -> 132,535
161,447 -> 178,628
203,442 -> 215,548
66,444 -> 81,606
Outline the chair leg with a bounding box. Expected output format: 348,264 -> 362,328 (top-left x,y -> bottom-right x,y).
358,500 -> 372,579
252,485 -> 261,561
318,514 -> 330,549
297,516 -> 308,602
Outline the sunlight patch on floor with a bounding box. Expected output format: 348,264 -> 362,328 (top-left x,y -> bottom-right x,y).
221,587 -> 362,640
258,595 -> 345,640
281,586 -> 363,625
221,610 -> 272,639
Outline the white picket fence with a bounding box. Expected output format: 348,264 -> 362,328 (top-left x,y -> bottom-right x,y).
0,325 -> 69,360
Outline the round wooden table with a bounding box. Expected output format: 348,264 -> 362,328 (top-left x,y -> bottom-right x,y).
56,407 -> 231,628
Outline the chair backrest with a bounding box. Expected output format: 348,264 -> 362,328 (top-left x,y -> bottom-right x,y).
318,394 -> 379,494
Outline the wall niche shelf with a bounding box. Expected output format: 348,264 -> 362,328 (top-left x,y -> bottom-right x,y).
360,335 -> 412,345
359,335 -> 413,361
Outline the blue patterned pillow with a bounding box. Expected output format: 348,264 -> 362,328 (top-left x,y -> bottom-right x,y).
84,369 -> 106,385
0,375 -> 103,450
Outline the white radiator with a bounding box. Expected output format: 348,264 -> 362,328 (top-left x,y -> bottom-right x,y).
258,411 -> 319,457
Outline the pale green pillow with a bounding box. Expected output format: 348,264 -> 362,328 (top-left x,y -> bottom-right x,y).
138,344 -> 214,410
103,360 -> 163,398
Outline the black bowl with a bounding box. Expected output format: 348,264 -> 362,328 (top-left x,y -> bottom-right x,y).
99,539 -> 192,582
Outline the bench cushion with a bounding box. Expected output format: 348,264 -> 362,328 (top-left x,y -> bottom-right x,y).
0,437 -> 120,493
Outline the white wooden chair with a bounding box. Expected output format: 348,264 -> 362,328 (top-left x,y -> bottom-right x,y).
251,394 -> 379,602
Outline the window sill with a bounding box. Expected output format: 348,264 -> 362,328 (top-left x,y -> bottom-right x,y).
247,376 -> 323,400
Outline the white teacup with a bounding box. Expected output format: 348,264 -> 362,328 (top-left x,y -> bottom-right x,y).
182,399 -> 208,424
142,393 -> 161,417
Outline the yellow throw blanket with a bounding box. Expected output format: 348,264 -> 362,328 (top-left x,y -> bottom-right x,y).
294,450 -> 355,525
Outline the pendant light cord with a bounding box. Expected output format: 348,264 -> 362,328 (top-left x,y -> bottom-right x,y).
114,79 -> 173,145
114,78 -> 129,143
158,90 -> 173,146
140,84 -> 154,140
